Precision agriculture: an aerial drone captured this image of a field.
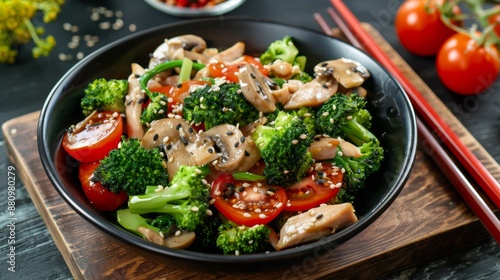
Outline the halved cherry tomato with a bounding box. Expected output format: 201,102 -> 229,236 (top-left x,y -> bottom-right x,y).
150,80 -> 210,114
211,173 -> 287,226
78,162 -> 128,211
284,163 -> 343,212
62,110 -> 123,163
207,55 -> 269,82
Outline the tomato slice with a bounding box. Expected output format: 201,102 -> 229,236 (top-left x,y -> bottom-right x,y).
211,173 -> 287,226
150,80 -> 210,114
62,110 -> 123,163
207,55 -> 269,82
78,162 -> 128,211
284,163 -> 343,212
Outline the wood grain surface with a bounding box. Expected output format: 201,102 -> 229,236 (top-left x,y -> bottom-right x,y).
3,24 -> 500,280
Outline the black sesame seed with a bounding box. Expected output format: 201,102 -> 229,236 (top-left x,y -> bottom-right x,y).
321,62 -> 328,67
153,134 -> 159,141
188,127 -> 194,134
234,142 -> 239,148
176,123 -> 182,130
244,150 -> 250,156
126,99 -> 133,105
134,74 -> 141,78
240,136 -> 245,143
316,214 -> 323,220
250,73 -> 256,79
166,144 -> 172,150
237,187 -> 245,192
226,131 -> 234,135
137,98 -> 145,104
176,83 -> 182,88
322,84 -> 328,89
208,148 -> 214,154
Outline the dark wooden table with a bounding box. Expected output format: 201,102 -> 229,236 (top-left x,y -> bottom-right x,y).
1,0 -> 499,279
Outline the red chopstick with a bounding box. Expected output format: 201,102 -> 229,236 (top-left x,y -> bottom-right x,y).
314,1 -> 500,244
328,0 -> 500,210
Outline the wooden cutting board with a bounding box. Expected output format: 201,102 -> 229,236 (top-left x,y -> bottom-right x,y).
3,24 -> 500,280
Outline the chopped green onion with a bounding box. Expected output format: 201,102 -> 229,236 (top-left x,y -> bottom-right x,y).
232,172 -> 266,181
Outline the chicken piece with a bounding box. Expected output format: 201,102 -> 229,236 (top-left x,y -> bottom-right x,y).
276,203 -> 358,250
125,63 -> 146,139
284,76 -> 339,109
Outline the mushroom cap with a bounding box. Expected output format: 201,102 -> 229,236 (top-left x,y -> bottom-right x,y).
200,124 -> 247,172
238,63 -> 277,113
314,58 -> 370,89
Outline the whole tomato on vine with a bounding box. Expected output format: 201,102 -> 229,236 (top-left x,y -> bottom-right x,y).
395,0 -> 462,56
436,32 -> 500,95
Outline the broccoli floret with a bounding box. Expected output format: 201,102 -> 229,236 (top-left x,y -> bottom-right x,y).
216,223 -> 271,255
145,214 -> 180,237
316,93 -> 377,146
92,137 -> 168,196
80,78 -> 128,116
127,165 -> 210,231
140,92 -> 168,125
260,36 -> 299,65
295,106 -> 316,135
182,81 -> 260,130
252,110 -> 314,186
333,140 -> 384,203
190,207 -> 223,253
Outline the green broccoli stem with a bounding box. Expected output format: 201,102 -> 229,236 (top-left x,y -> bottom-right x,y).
128,189 -> 192,213
117,209 -> 159,236
342,119 -> 378,146
139,59 -> 205,98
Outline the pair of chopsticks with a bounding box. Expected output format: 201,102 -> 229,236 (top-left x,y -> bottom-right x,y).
314,0 -> 500,244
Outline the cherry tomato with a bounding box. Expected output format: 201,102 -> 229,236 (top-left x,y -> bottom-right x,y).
488,6 -> 500,37
62,110 -> 123,163
207,55 -> 269,82
78,162 -> 128,211
211,173 -> 287,226
150,80 -> 210,114
436,32 -> 500,95
395,0 -> 461,56
284,163 -> 343,212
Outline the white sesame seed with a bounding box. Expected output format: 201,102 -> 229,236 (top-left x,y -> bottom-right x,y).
175,230 -> 181,236
129,24 -> 137,32
259,214 -> 267,219
191,206 -> 199,212
243,213 -> 251,217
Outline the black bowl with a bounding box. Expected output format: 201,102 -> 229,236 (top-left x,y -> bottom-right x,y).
37,17 -> 417,272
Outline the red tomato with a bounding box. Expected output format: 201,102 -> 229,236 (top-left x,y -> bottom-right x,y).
78,162 -> 128,211
207,55 -> 269,82
62,110 -> 123,163
395,0 -> 461,56
488,7 -> 500,37
150,80 -> 210,114
211,173 -> 287,226
284,163 -> 343,212
436,32 -> 500,95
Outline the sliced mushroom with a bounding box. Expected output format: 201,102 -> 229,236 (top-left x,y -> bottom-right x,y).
314,58 -> 370,89
149,35 -> 207,68
209,42 -> 245,64
339,85 -> 368,98
239,63 -> 277,113
200,124 -> 247,172
125,63 -> 146,139
137,227 -> 195,249
141,118 -> 198,178
231,136 -> 262,173
284,75 -> 338,110
276,203 -> 358,251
